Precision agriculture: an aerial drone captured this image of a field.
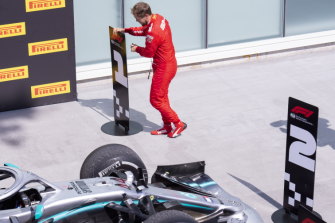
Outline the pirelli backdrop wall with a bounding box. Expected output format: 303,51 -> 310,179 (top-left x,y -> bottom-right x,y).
0,0 -> 77,112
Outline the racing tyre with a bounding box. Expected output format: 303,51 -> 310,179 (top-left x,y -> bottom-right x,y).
144,210 -> 197,223
80,144 -> 148,183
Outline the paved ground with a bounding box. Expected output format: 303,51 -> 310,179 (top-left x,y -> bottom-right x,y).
1,45 -> 334,223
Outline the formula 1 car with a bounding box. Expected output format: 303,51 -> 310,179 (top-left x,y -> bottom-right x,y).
0,144 -> 264,223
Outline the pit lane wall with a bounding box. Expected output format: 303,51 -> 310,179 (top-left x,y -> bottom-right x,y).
0,0 -> 77,112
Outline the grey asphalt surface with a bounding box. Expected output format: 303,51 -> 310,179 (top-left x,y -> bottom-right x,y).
1,45 -> 335,223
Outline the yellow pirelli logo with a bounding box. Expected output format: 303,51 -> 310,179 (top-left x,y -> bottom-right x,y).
0,22 -> 26,39
0,66 -> 29,83
26,0 -> 65,12
28,38 -> 68,56
31,80 -> 71,98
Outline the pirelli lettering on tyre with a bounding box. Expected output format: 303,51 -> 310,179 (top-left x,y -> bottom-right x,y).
25,0 -> 66,12
0,66 -> 29,83
28,38 -> 68,56
31,80 -> 70,98
0,22 -> 26,39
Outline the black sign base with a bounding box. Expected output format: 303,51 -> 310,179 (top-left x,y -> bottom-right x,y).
272,208 -> 298,223
101,121 -> 143,136
272,208 -> 325,223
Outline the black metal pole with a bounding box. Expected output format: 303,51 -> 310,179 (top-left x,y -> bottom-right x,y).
205,0 -> 209,48
283,0 -> 286,37
121,0 -> 125,28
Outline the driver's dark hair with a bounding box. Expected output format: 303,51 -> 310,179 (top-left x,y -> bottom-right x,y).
131,2 -> 152,18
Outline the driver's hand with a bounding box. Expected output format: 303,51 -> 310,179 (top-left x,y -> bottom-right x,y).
131,44 -> 138,52
113,28 -> 125,35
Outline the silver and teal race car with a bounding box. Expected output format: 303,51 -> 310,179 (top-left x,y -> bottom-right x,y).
0,144 -> 264,223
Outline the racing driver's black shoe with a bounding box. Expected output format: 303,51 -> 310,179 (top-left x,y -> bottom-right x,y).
168,122 -> 187,138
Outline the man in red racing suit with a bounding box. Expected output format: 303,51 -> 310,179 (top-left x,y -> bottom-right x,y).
114,2 -> 186,138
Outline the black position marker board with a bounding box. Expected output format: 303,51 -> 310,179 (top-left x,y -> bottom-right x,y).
110,27 -> 129,131
283,97 -> 319,214
101,27 -> 142,136
298,205 -> 326,223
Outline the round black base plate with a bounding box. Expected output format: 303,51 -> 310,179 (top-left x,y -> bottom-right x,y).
101,121 -> 143,136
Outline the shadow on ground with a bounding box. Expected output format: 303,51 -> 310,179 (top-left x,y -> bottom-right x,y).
78,98 -> 160,133
228,174 -> 302,223
0,109 -> 35,147
270,118 -> 335,150
228,174 -> 296,223
228,173 -> 282,209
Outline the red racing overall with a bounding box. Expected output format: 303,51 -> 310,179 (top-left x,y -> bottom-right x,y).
125,14 -> 180,125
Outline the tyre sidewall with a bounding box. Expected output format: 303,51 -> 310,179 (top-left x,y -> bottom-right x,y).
80,144 -> 147,183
